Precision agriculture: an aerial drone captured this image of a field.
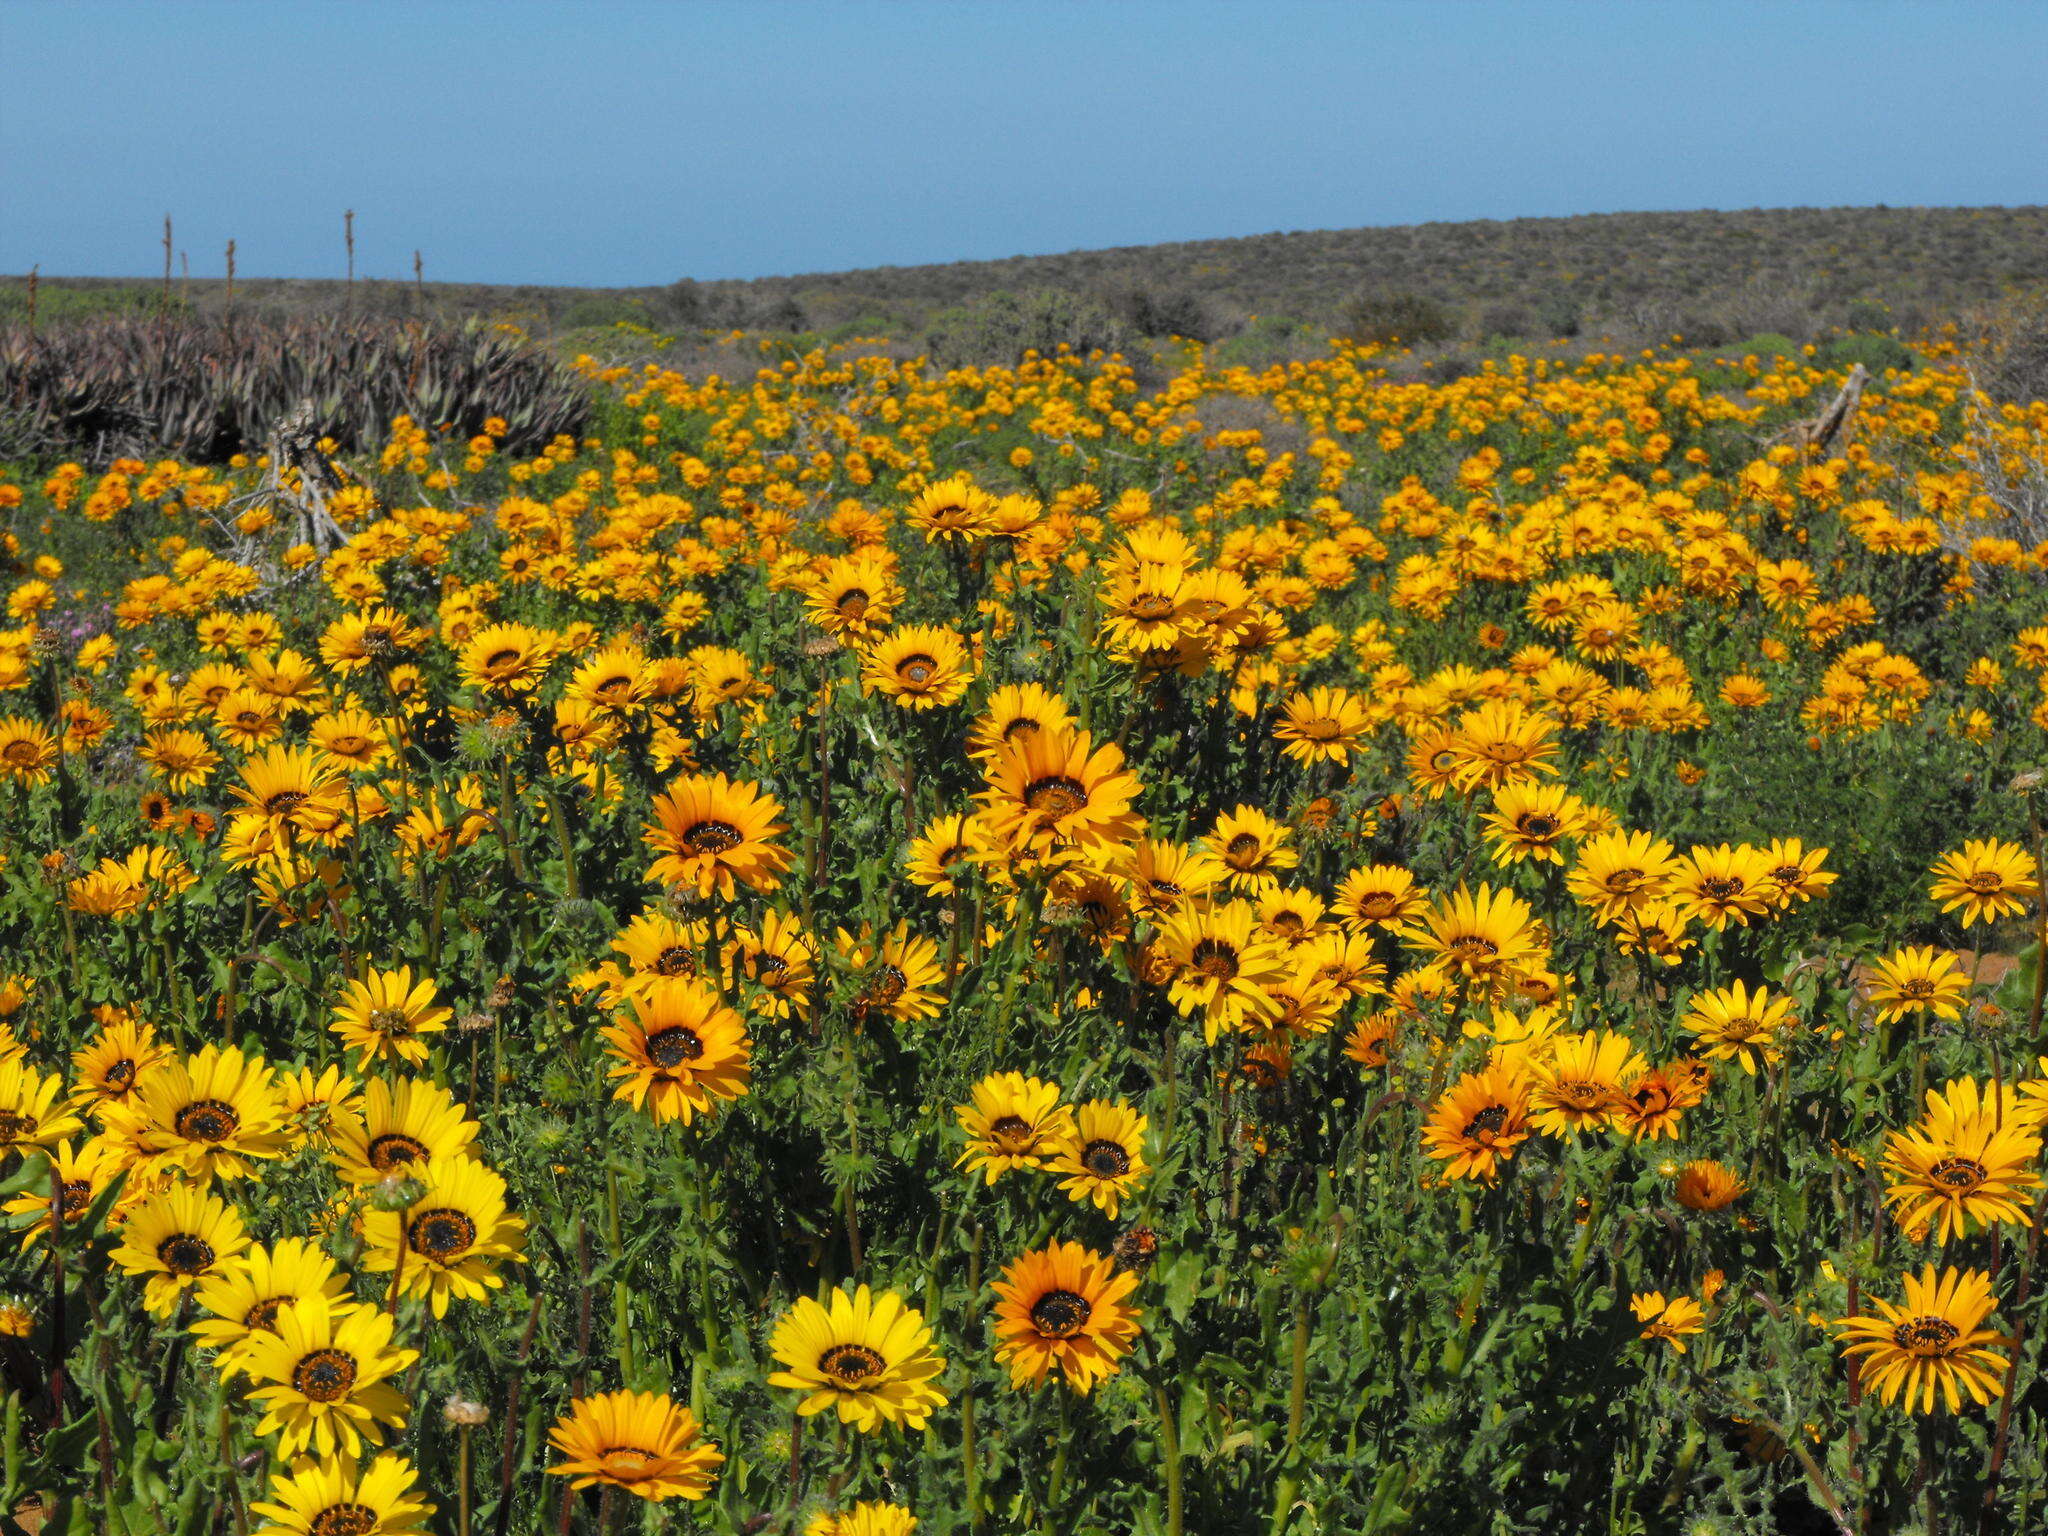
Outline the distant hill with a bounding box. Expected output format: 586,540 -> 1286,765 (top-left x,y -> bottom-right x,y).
9,205 -> 2046,357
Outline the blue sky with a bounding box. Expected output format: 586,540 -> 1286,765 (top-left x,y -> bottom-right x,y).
5,0 -> 2045,286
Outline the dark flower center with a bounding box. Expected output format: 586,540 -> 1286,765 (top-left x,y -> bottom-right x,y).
105,1058 -> 136,1090
653,945 -> 697,976
1929,1156 -> 1987,1191
59,1179 -> 89,1220
684,820 -> 744,856
1082,1140 -> 1131,1178
368,1132 -> 430,1170
1030,1289 -> 1091,1339
867,965 -> 907,1005
1519,814 -> 1560,838
835,589 -> 870,619
645,1027 -> 704,1069
898,654 -> 937,686
1025,776 -> 1088,816
266,790 -> 308,814
1225,833 -> 1262,862
0,1111 -> 37,1142
1698,877 -> 1743,900
157,1234 -> 215,1274
292,1348 -> 359,1402
989,1115 -> 1034,1151
175,1099 -> 240,1143
1463,1104 -> 1509,1140
485,648 -> 524,671
245,1297 -> 287,1331
1189,938 -> 1239,981
819,1344 -> 886,1384
310,1506 -> 379,1536
596,1446 -> 661,1479
1891,1316 -> 1960,1355
367,1008 -> 415,1038
409,1208 -> 479,1261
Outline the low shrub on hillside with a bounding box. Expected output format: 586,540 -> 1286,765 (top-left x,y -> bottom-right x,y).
923,287 -> 1134,365
1339,290 -> 1456,347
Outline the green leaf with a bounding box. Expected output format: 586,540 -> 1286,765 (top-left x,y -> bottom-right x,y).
0,1154 -> 51,1204
1161,1250 -> 1203,1324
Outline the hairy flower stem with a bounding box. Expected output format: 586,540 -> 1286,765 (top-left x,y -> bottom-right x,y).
219,1393 -> 249,1536
495,758 -> 534,954
1977,1186 -> 2047,1535
426,868 -> 452,974
1045,1389 -> 1071,1514
840,1174 -> 865,1275
1157,1383 -> 1185,1536
963,1223 -> 984,1532
1915,1416 -> 1939,1536
545,788 -> 582,902
557,1217 -> 595,1536
44,1165 -> 66,1422
492,1293 -> 544,1536
606,1160 -> 637,1384
457,1423 -> 473,1536
1269,1295 -> 1311,1533
809,685 -> 833,904
151,1296 -> 194,1439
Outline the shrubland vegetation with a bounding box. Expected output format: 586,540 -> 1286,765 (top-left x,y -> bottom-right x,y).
9,203 -> 2045,365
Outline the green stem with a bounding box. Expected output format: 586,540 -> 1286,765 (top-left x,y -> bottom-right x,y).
963,1224 -> 984,1532
1157,1384 -> 1184,1536
457,1424 -> 473,1536
1269,1294 -> 1311,1533
607,1160 -> 636,1384
545,788 -> 582,902
1045,1388 -> 1071,1514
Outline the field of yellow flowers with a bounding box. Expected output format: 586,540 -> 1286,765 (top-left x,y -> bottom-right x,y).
0,331 -> 2046,1535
